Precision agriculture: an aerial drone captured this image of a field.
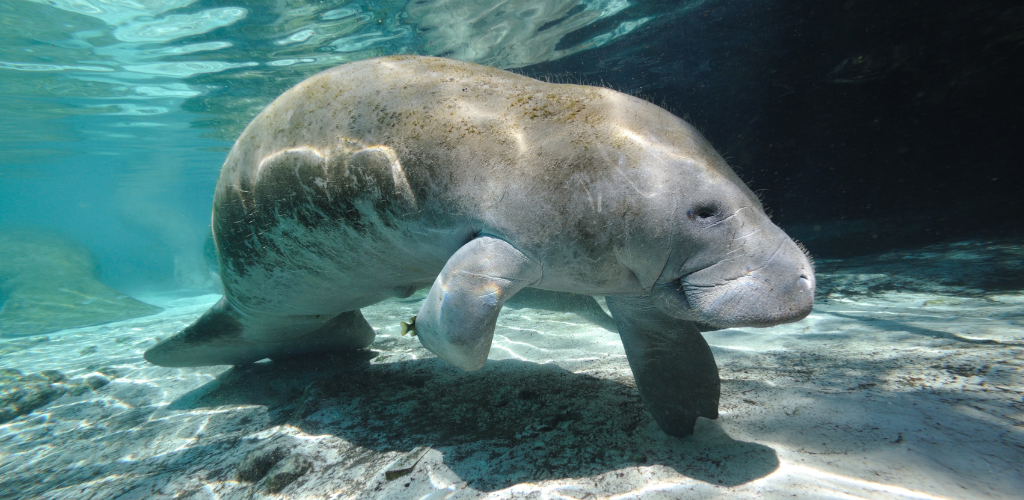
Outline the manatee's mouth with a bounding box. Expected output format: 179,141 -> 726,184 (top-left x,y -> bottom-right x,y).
651,255 -> 815,328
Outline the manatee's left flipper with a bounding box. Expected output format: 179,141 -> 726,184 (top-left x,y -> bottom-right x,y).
606,295 -> 720,437
416,236 -> 542,371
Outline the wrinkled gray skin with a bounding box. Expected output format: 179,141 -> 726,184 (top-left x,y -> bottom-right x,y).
145,56 -> 815,436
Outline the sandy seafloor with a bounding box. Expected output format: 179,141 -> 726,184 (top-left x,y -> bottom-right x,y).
1,239 -> 1021,500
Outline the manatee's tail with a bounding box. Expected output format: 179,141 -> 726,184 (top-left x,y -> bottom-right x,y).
144,297 -> 375,367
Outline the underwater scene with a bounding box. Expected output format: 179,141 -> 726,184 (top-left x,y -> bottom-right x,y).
1,1 -> 1021,498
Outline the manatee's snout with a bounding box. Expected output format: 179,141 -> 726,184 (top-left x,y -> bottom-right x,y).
715,237 -> 815,326
653,236 -> 815,328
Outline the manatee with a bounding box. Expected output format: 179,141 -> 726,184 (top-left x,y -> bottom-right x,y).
145,55 -> 815,436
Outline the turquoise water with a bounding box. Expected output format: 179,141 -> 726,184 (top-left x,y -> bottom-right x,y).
1,1 -> 1021,499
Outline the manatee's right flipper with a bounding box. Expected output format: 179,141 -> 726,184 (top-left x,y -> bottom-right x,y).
606,295 -> 720,437
415,236 -> 542,371
276,309 -> 376,358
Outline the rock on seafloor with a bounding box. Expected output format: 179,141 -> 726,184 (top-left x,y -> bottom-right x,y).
0,367 -> 111,424
0,231 -> 162,337
0,239 -> 1021,499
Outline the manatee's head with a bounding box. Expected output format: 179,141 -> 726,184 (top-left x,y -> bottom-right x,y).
611,104 -> 815,328
648,197 -> 816,328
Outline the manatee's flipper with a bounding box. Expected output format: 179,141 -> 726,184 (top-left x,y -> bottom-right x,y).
606,295 -> 720,437
144,297 -> 256,367
280,309 -> 376,356
393,285 -> 417,299
416,236 -> 542,371
145,298 -> 376,367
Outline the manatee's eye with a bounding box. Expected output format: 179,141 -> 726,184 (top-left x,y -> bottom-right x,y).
689,202 -> 721,221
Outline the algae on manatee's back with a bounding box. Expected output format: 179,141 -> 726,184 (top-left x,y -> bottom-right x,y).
0,231 -> 162,337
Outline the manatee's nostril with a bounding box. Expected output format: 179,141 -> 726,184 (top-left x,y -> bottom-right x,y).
798,275 -> 813,290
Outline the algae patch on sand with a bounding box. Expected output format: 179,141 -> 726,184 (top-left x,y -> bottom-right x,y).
0,231 -> 161,337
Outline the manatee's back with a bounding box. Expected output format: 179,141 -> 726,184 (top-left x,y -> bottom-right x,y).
207,57 -> 475,314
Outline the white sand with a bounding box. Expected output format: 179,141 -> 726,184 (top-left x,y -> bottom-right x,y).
0,240 -> 1021,499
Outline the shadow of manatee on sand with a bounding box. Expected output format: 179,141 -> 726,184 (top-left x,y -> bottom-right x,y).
171,351 -> 779,491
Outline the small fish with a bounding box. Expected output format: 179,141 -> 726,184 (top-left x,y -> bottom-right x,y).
400,316 -> 417,336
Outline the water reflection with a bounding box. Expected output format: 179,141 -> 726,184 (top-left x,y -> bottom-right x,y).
3,0 -> 673,148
